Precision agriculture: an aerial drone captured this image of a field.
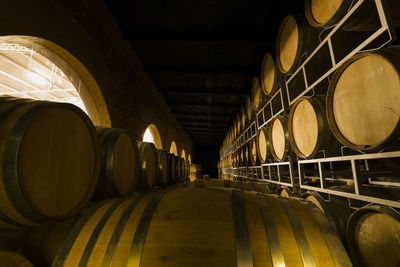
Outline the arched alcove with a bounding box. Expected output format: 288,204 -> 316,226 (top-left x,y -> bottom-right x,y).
169,141 -> 178,156
181,149 -> 186,160
0,36 -> 111,126
143,123 -> 163,149
188,154 -> 191,164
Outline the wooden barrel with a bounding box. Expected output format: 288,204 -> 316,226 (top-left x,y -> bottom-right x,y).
157,149 -> 170,186
245,95 -> 254,122
260,52 -> 278,96
0,99 -> 99,228
306,0 -> 400,31
276,15 -> 317,74
268,117 -> 291,161
249,138 -> 257,166
346,205 -> 400,267
235,114 -> 241,135
305,0 -> 352,28
32,186 -> 351,267
168,153 -> 178,183
0,250 -> 33,267
138,142 -> 159,190
288,97 -> 340,158
240,106 -> 247,130
94,128 -> 139,199
251,76 -> 262,111
256,127 -> 269,164
326,47 -> 400,152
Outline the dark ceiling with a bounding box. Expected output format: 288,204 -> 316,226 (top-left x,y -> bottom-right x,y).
104,0 -> 303,169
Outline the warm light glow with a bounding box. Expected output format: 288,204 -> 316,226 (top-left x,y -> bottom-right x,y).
26,71 -> 48,85
143,127 -> 154,144
0,43 -> 88,113
170,141 -> 178,156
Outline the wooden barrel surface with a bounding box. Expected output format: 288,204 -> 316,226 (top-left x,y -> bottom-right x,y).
240,106 -> 247,131
346,206 -> 400,267
168,153 -> 178,183
327,48 -> 400,152
33,186 -> 351,267
251,77 -> 262,111
138,142 -> 159,190
305,0 -> 351,28
268,117 -> 290,161
157,149 -> 170,186
249,138 -> 257,166
0,99 -> 99,228
260,53 -> 278,96
245,95 -> 253,122
0,250 -> 33,267
256,127 -> 269,164
95,128 -> 139,198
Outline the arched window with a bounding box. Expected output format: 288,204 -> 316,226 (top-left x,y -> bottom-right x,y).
181,149 -> 186,160
169,141 -> 178,156
142,124 -> 162,149
0,36 -> 111,126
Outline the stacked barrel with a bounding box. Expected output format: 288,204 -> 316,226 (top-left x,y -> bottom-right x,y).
219,1 -> 400,266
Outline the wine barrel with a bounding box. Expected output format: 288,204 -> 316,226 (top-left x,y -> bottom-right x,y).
245,95 -> 254,122
276,15 -> 317,74
32,186 -> 351,267
168,153 -> 178,183
268,117 -> 291,161
249,138 -> 257,166
326,47 -> 400,152
288,97 -> 340,158
138,142 -> 159,190
240,106 -> 247,130
346,205 -> 400,267
305,0 -> 352,28
236,114 -> 241,135
157,149 -> 170,186
0,99 -> 99,228
256,127 -> 269,164
260,52 -> 278,96
94,128 -> 139,199
251,76 -> 263,111
0,250 -> 33,267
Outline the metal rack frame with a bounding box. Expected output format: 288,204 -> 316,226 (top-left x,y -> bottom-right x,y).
219,0 -> 400,209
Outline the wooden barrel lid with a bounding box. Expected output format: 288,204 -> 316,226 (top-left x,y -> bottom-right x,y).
261,53 -> 276,95
306,0 -> 344,26
270,118 -> 286,160
277,15 -> 299,73
245,95 -> 252,120
290,98 -> 318,157
235,114 -> 241,133
331,54 -> 400,148
257,128 -> 268,162
251,77 -> 262,110
1,103 -> 99,219
250,139 -> 257,164
138,142 -> 159,188
349,210 -> 400,267
158,149 -> 169,186
240,106 -> 246,129
0,250 -> 33,267
96,128 -> 138,197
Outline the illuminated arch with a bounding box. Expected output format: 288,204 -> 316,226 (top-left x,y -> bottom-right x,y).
169,141 -> 178,156
181,149 -> 186,160
188,154 -> 191,163
142,124 -> 162,149
0,36 -> 111,126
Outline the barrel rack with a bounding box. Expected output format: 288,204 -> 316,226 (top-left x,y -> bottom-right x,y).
220,0 -> 400,209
